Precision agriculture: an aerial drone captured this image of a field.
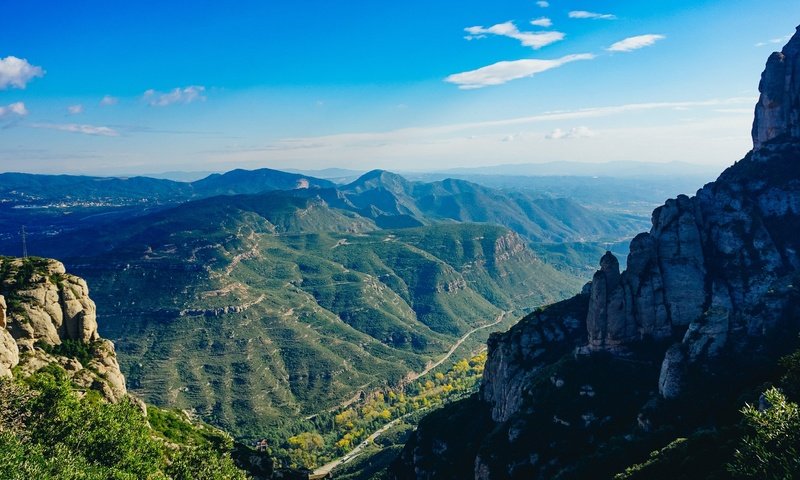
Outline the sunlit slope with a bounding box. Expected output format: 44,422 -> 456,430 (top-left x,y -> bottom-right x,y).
58,193 -> 580,436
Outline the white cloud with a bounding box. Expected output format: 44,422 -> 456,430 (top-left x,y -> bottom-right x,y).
755,34 -> 792,47
100,95 -> 119,106
67,104 -> 84,115
568,11 -> 617,20
0,102 -> 28,119
261,97 -> 754,149
536,1 -> 549,7
143,85 -> 206,107
464,22 -> 564,49
31,123 -> 120,137
0,56 -> 44,89
608,34 -> 666,52
205,114 -> 752,172
530,17 -> 553,28
546,126 -> 597,139
445,53 -> 594,89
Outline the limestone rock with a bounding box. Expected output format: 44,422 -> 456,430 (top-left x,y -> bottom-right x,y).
0,294 -> 6,329
0,295 -> 20,378
658,344 -> 686,399
753,26 -> 800,150
481,294 -> 587,422
0,257 -> 126,402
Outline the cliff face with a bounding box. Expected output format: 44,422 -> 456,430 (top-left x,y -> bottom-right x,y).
753,26 -> 800,150
0,257 -> 126,402
582,137 -> 800,398
391,26 -> 800,480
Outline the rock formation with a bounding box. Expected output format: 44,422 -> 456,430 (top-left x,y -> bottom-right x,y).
753,25 -> 800,150
391,25 -> 800,480
0,257 -> 127,402
0,294 -> 19,378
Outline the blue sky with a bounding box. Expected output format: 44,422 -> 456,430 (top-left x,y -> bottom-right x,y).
1,0 -> 798,174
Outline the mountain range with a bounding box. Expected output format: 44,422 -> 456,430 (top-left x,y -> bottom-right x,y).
5,166 -> 635,437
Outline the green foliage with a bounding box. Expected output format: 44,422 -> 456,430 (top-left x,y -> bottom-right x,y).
0,367 -> 250,480
268,351 -> 488,470
147,406 -> 233,450
36,339 -> 97,367
165,447 -> 248,480
614,429 -> 738,480
779,348 -> 800,399
77,220 -> 576,438
729,387 -> 800,479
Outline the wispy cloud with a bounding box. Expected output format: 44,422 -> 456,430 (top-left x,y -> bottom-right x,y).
569,11 -> 617,20
445,53 -> 594,89
67,104 -> 84,115
464,22 -> 564,49
143,85 -> 206,107
546,126 -> 597,139
100,95 -> 119,106
0,56 -> 44,89
266,97 -> 755,146
755,34 -> 792,47
530,17 -> 553,28
206,105 -> 752,171
608,34 -> 666,52
536,1 -> 549,7
31,122 -> 120,137
0,102 -> 28,120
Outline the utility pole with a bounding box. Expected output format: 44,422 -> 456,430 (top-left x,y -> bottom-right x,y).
21,226 -> 28,259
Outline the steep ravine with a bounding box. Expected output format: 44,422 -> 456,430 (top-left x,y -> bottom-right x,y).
390,25 -> 800,480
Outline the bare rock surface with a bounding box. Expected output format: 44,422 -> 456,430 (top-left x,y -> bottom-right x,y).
0,257 -> 126,401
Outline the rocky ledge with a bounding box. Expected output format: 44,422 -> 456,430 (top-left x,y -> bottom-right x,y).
0,256 -> 127,402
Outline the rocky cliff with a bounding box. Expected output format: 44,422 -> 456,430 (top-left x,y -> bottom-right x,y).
391,25 -> 800,480
0,256 -> 127,402
753,25 -> 800,150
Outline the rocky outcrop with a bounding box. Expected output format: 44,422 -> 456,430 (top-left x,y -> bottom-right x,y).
492,232 -> 526,263
482,295 -> 587,422
0,257 -> 127,401
582,139 -> 800,398
753,26 -> 800,150
0,295 -> 19,377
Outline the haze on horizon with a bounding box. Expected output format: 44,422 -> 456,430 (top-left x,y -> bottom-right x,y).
1,0 -> 798,176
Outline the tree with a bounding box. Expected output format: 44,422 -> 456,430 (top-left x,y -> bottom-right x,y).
729,387 -> 800,479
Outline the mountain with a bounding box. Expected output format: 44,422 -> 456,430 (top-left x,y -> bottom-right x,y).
404,173 -> 711,217
286,168 -> 366,183
0,168 -> 339,255
0,168 -> 334,204
191,168 -> 336,196
390,25 -> 800,480
0,167 -> 648,257
16,188 -> 580,438
0,256 -> 259,479
0,171 -> 193,204
320,171 -> 647,242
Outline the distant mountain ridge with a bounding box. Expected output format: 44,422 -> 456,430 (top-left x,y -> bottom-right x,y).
1,166 -> 648,254
0,167 -> 334,204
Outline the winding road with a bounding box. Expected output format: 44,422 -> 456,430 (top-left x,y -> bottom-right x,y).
312,310 -> 511,477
